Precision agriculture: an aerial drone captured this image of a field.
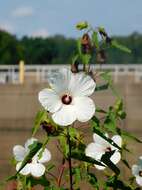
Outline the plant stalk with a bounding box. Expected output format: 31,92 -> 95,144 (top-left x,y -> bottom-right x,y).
67,127 -> 73,190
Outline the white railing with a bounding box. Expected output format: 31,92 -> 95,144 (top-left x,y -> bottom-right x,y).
0,64 -> 142,84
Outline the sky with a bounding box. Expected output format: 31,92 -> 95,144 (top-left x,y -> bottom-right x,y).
0,0 -> 142,38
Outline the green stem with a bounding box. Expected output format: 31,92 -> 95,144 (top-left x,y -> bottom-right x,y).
67,127 -> 73,190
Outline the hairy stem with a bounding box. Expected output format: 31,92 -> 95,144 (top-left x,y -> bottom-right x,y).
67,127 -> 73,190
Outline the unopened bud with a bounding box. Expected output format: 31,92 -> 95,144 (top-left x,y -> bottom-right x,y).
106,36 -> 112,44
96,49 -> 106,64
40,121 -> 54,134
81,33 -> 92,54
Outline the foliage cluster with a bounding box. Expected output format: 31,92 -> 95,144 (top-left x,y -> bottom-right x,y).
0,28 -> 142,65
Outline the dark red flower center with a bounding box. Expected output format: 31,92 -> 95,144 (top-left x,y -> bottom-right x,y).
139,171 -> 142,177
28,159 -> 32,163
61,94 -> 72,105
106,147 -> 112,152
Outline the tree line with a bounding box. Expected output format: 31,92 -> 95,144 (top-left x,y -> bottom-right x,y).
0,29 -> 142,65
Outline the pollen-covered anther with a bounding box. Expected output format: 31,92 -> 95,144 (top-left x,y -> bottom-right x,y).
61,94 -> 72,105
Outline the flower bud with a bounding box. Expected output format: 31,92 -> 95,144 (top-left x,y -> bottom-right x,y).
106,36 -> 112,44
76,21 -> 88,30
96,49 -> 106,64
40,121 -> 55,134
81,33 -> 92,54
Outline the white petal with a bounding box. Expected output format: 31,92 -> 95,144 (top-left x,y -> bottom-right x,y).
95,164 -> 106,170
48,68 -> 71,94
69,72 -> 96,96
52,105 -> 76,126
13,145 -> 26,161
136,176 -> 142,186
110,151 -> 121,164
25,138 -> 37,151
73,97 -> 95,122
132,165 -> 139,176
30,163 -> 45,177
38,88 -> 62,113
85,142 -> 105,160
16,162 -> 31,176
37,148 -> 51,163
93,133 -> 109,147
111,135 -> 122,150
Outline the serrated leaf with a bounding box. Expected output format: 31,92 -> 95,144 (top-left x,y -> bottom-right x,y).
111,40 -> 131,53
32,110 -> 47,136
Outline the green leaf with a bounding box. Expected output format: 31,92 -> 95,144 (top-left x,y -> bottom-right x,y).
6,175 -> 17,182
116,128 -> 142,143
73,167 -> 82,187
91,125 -> 121,150
104,108 -> 116,133
71,151 -> 105,167
32,110 -> 47,136
96,107 -> 107,114
111,40 -> 131,53
81,54 -> 91,65
98,27 -> 106,34
100,72 -> 120,97
95,83 -> 109,91
87,172 -> 99,189
17,141 -> 42,174
106,175 -> 132,189
77,38 -> 82,56
7,141 -> 43,181
58,135 -> 69,157
76,21 -> 88,30
101,152 -> 120,175
72,54 -> 79,65
92,31 -> 99,49
121,159 -> 131,169
27,175 -> 50,187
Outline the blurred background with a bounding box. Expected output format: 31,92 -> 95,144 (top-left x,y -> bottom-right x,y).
0,0 -> 142,189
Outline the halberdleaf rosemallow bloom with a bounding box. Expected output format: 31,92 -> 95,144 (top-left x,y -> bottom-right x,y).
13,138 -> 51,177
38,68 -> 96,126
85,133 -> 122,170
132,156 -> 142,186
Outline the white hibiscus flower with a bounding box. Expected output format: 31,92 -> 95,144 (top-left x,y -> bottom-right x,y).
38,68 -> 96,126
13,138 -> 51,177
132,156 -> 142,186
85,133 -> 122,170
